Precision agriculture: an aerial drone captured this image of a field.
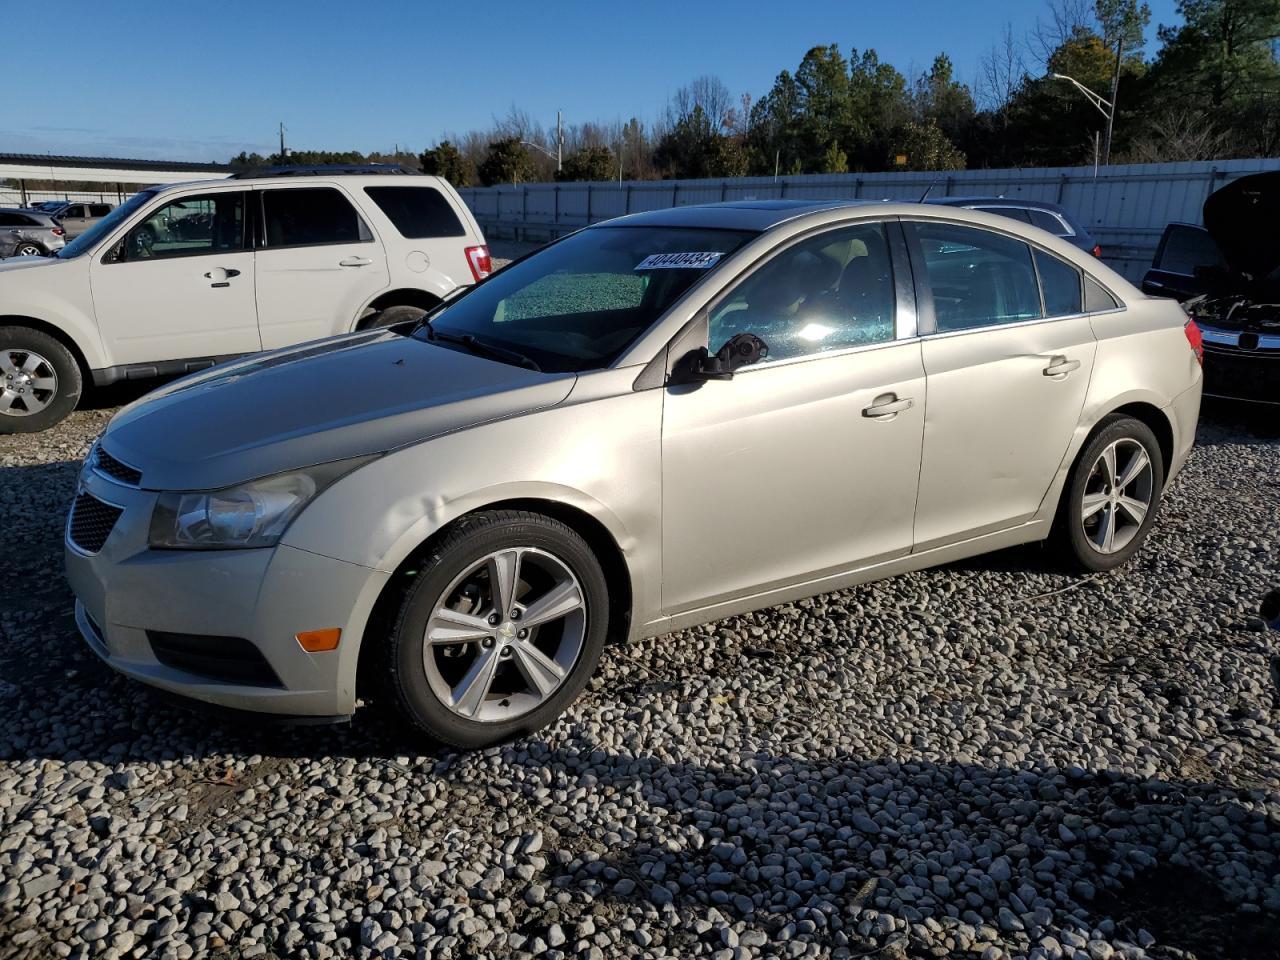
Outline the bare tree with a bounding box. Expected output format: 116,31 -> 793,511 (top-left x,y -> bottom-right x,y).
1028,0 -> 1095,67
1122,106 -> 1233,162
667,75 -> 736,131
977,23 -> 1026,115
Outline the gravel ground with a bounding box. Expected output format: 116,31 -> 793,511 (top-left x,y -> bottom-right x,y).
0,396 -> 1277,960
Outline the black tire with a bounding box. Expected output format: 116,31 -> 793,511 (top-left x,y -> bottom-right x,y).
385,510 -> 610,749
363,304 -> 429,329
14,242 -> 45,257
0,326 -> 82,434
1055,414 -> 1165,572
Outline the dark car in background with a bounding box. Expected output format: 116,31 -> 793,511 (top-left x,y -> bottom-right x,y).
1142,171 -> 1280,405
927,197 -> 1101,258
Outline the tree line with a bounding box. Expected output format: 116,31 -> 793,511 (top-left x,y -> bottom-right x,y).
230,0 -> 1279,186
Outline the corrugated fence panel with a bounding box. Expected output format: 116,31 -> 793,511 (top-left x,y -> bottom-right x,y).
460,158 -> 1280,281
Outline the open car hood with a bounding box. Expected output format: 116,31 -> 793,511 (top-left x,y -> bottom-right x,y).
1203,171 -> 1280,283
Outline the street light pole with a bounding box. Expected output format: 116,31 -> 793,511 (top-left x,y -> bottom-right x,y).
1049,72 -> 1115,166
1101,37 -> 1124,167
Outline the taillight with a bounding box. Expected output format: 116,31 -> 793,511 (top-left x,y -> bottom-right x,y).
1183,318 -> 1204,365
1091,244 -> 1102,258
464,245 -> 492,282
51,226 -> 65,237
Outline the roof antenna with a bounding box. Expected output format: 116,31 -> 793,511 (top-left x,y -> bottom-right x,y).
918,178 -> 942,202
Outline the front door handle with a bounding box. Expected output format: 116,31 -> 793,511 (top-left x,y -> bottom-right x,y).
339,256 -> 373,267
1043,356 -> 1081,378
204,267 -> 241,287
862,393 -> 914,419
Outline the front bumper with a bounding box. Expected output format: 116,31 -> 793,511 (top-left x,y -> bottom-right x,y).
64,466 -> 389,717
1201,326 -> 1280,405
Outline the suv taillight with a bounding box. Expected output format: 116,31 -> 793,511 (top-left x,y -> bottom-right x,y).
465,245 -> 492,282
51,226 -> 65,237
1091,244 -> 1102,258
1184,318 -> 1204,365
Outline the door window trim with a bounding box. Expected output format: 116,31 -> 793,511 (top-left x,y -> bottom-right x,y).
254,185 -> 375,251
903,218 -> 1124,338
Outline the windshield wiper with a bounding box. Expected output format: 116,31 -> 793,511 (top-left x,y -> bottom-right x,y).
421,321 -> 541,372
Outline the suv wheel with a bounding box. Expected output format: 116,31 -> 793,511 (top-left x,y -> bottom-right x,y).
384,510 -> 610,748
0,327 -> 82,433
1056,414 -> 1164,572
14,242 -> 44,257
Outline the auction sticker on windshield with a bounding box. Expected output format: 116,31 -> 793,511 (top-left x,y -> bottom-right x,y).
635,252 -> 723,270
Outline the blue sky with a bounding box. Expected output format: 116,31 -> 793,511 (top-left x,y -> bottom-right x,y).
7,0 -> 1182,162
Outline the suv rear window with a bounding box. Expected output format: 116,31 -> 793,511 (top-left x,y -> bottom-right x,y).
363,186 -> 466,239
1155,224 -> 1223,276
262,187 -> 368,248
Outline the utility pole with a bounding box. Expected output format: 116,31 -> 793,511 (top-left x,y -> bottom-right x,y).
278,122 -> 288,163
556,110 -> 564,174
1101,37 -> 1123,167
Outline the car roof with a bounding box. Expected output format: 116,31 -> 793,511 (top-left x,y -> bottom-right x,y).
1,207 -> 53,217
603,199 -> 896,232
926,196 -> 1065,211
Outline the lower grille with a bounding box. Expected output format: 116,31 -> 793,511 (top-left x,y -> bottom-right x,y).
68,493 -> 123,554
147,631 -> 283,687
1203,347 -> 1280,403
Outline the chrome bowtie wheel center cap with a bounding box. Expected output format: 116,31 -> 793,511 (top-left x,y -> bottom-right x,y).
496,622 -> 517,641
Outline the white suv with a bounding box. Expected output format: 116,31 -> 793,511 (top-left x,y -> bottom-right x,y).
0,166 -> 490,432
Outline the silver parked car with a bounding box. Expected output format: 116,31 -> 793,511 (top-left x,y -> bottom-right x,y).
0,208 -> 65,257
49,200 -> 114,239
65,201 -> 1203,747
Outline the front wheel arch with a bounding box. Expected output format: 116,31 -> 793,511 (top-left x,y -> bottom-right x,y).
0,315 -> 93,389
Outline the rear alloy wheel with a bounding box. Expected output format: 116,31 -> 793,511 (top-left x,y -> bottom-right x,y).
1058,414 -> 1164,571
0,327 -> 82,433
14,243 -> 44,257
385,510 -> 609,748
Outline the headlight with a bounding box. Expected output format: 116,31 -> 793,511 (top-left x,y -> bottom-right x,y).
148,458 -> 372,550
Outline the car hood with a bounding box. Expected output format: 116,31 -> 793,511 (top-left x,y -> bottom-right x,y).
0,254 -> 65,273
1203,171 -> 1280,283
103,331 -> 576,491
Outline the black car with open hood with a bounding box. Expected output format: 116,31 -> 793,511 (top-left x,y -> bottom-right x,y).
1142,171 -> 1280,404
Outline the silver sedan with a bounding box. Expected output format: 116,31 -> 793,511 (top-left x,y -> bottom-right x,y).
65,201 -> 1203,747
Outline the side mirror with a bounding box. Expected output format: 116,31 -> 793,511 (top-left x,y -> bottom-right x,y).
673,332 -> 769,383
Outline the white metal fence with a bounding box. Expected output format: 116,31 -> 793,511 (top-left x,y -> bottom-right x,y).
0,188 -> 129,208
460,158 -> 1280,281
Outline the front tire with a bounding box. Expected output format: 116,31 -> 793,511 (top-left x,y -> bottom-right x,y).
385,510 -> 610,749
0,326 -> 82,433
1056,414 -> 1164,572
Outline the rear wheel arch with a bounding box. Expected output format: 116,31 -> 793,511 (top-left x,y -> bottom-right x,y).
1108,401 -> 1173,484
355,288 -> 443,330
356,497 -> 633,701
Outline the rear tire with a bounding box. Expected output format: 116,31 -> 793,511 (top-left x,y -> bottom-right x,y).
363,304 -> 429,329
14,243 -> 44,257
384,510 -> 610,749
0,326 -> 82,433
1054,414 -> 1164,572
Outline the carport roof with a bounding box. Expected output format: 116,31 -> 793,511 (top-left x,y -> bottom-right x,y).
0,152 -> 232,173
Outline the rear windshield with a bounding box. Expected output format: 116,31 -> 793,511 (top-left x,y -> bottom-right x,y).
364,186 -> 466,239
1156,225 -> 1223,275
414,225 -> 756,373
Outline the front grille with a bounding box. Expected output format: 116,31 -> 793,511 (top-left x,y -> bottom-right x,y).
95,447 -> 142,486
147,632 -> 283,687
68,493 -> 123,554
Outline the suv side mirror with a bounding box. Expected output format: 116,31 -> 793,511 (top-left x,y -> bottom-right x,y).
673,332 -> 769,383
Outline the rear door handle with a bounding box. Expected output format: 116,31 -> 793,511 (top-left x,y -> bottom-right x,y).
339,256 -> 373,267
1043,356 -> 1081,378
862,393 -> 914,419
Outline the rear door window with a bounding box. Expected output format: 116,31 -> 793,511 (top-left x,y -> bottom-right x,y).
1034,249 -> 1083,316
1154,224 -> 1223,276
363,186 -> 466,238
1028,208 -> 1071,236
89,204 -> 111,217
975,206 -> 1033,224
913,222 -> 1042,332
261,187 -> 370,248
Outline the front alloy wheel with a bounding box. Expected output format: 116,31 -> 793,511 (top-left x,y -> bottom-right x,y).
385,510 -> 610,748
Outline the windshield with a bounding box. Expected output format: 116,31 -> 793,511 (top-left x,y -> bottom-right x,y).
57,191 -> 156,259
414,225 -> 755,372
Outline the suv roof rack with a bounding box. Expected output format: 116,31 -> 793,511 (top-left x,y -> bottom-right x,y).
229,163 -> 421,179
